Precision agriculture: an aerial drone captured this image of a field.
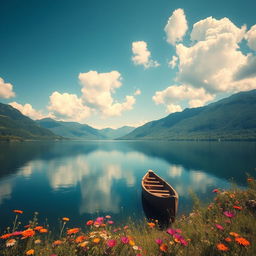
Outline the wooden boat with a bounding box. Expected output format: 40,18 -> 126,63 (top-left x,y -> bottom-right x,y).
141,170 -> 179,221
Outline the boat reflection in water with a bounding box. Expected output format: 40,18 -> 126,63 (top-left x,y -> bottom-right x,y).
141,170 -> 179,227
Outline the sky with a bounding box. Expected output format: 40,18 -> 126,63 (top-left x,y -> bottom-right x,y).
0,0 -> 256,129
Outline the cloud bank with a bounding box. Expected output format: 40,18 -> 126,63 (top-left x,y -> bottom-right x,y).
154,10 -> 256,113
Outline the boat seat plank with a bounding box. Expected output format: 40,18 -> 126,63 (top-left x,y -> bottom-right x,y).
145,180 -> 160,184
149,189 -> 170,193
152,193 -> 170,197
145,184 -> 164,187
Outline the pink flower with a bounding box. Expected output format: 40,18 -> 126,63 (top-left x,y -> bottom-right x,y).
123,225 -> 129,230
180,238 -> 188,246
223,211 -> 235,218
107,239 -> 117,248
121,237 -> 129,244
108,220 -> 114,225
215,224 -> 224,230
155,239 -> 163,245
173,233 -> 182,240
167,228 -> 177,235
212,189 -> 220,193
95,217 -> 104,224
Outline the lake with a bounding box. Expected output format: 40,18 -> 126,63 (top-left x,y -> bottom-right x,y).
0,140 -> 255,231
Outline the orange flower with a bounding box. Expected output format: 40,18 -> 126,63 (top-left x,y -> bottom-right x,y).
0,233 -> 12,239
62,217 -> 70,222
160,243 -> 168,252
93,237 -> 100,243
233,205 -> 242,210
235,237 -> 250,246
229,193 -> 235,198
22,229 -> 35,238
75,235 -> 86,243
26,249 -> 35,255
13,210 -> 23,214
229,232 -> 239,237
129,240 -> 135,246
216,243 -> 229,251
53,240 -> 63,246
39,228 -> 48,233
34,226 -> 43,231
67,228 -> 80,235
225,237 -> 232,242
79,241 -> 89,247
147,222 -> 155,228
247,178 -> 253,182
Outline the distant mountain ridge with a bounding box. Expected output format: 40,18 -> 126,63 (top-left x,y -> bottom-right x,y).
36,118 -> 135,140
0,103 -> 61,141
120,89 -> 256,141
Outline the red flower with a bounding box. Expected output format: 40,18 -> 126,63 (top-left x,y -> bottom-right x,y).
233,205 -> 242,210
86,220 -> 94,226
13,210 -> 23,214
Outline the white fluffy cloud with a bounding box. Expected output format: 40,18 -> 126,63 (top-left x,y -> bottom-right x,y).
0,78 -> 15,99
9,102 -> 45,120
175,16 -> 256,93
132,41 -> 159,68
158,15 -> 256,113
79,70 -> 136,117
247,25 -> 256,51
153,84 -> 215,113
48,91 -> 91,122
164,8 -> 188,45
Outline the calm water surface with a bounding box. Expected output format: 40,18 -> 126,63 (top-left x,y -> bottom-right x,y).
0,140 -> 255,231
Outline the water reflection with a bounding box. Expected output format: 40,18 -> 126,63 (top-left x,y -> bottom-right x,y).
0,140 -> 255,230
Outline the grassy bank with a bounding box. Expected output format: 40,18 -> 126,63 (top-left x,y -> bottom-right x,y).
1,178 -> 255,256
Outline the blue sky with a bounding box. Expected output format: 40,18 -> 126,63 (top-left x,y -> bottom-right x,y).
0,0 -> 256,128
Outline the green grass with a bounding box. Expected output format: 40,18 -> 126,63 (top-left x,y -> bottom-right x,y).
0,178 -> 256,256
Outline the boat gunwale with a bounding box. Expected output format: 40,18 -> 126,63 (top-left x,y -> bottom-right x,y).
141,170 -> 179,199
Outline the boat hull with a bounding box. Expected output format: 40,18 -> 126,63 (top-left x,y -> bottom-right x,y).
141,170 -> 178,222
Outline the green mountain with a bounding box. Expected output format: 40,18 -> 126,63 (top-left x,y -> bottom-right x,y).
36,118 -> 104,140
0,103 -> 62,141
120,90 -> 256,141
99,126 -> 135,139
36,118 -> 135,140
